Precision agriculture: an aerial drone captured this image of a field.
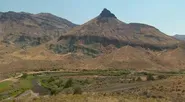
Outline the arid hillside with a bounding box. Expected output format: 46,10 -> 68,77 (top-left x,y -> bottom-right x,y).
0,11 -> 77,47
0,9 -> 184,77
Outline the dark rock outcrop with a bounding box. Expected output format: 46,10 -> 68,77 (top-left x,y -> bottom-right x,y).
99,8 -> 117,18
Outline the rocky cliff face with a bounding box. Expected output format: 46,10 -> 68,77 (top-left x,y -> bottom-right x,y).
0,11 -> 77,47
52,8 -> 178,56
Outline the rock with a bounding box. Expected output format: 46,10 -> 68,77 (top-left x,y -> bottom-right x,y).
99,8 -> 117,18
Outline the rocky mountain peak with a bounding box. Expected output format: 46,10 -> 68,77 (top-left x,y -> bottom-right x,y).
99,8 -> 117,18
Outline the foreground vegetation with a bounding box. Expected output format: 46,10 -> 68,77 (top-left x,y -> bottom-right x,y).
30,93 -> 169,102
1,69 -> 185,102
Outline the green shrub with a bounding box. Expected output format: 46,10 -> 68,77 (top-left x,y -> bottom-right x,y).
63,78 -> 73,89
73,87 -> 82,94
84,79 -> 90,84
48,77 -> 55,83
136,77 -> 142,81
157,75 -> 167,79
56,80 -> 63,87
21,73 -> 28,79
50,88 -> 59,95
146,74 -> 154,81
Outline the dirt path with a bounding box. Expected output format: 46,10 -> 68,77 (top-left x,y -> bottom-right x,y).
0,73 -> 23,83
0,70 -> 105,83
94,79 -> 168,92
0,70 -> 64,83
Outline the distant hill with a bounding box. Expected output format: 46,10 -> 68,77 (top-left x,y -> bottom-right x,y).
173,34 -> 185,40
0,11 -> 77,47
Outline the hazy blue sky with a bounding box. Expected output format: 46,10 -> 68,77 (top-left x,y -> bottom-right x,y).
0,0 -> 185,35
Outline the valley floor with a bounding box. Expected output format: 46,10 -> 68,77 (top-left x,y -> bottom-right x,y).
1,69 -> 185,102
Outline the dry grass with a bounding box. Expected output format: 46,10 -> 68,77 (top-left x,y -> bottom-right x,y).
1,45 -> 185,77
15,93 -> 169,102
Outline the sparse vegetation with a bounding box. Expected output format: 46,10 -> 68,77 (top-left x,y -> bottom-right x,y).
1,70 -> 185,101
157,75 -> 167,79
73,87 -> 82,94
0,75 -> 35,100
136,76 -> 142,81
21,73 -> 28,79
146,74 -> 155,81
63,78 -> 73,88
40,75 -> 90,95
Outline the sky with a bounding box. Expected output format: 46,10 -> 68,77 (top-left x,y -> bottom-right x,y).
0,0 -> 185,35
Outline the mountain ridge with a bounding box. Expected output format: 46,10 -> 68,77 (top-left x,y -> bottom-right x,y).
52,8 -> 178,56
173,34 -> 185,40
0,11 -> 77,47
0,9 -> 184,76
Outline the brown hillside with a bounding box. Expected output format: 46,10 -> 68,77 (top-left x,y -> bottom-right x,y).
82,46 -> 163,70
